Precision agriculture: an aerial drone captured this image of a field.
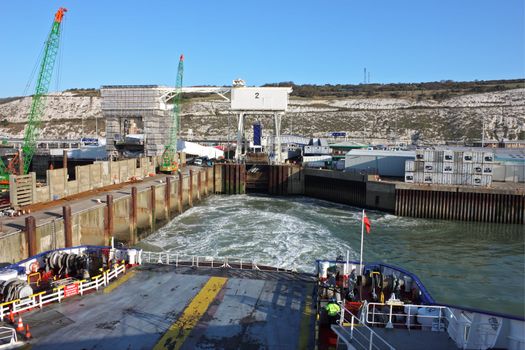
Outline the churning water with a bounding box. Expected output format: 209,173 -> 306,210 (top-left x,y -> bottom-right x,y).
141,194 -> 525,317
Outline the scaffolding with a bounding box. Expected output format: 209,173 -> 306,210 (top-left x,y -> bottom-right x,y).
101,85 -> 170,157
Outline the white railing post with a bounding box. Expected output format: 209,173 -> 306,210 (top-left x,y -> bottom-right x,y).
369,331 -> 373,350
350,314 -> 355,339
386,304 -> 394,328
176,254 -> 179,267
407,306 -> 412,329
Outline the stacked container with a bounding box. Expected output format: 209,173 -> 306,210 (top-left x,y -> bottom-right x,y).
405,150 -> 493,186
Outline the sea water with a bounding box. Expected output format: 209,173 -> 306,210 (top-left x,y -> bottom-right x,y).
141,194 -> 525,317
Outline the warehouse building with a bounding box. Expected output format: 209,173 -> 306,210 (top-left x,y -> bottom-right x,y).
344,150 -> 414,177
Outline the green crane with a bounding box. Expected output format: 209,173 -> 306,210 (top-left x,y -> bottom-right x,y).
0,7 -> 67,186
160,54 -> 184,173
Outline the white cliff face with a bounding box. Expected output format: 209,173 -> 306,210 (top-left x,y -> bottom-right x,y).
0,89 -> 523,143
0,93 -> 103,139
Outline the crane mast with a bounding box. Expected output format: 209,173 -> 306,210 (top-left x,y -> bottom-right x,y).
160,54 -> 184,173
0,7 -> 67,184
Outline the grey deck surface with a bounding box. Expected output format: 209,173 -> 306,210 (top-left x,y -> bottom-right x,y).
20,265 -> 316,349
369,327 -> 458,350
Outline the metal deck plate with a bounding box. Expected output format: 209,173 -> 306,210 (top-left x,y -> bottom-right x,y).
19,265 -> 316,350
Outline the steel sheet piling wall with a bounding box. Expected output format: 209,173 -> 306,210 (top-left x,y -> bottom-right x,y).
395,188 -> 524,224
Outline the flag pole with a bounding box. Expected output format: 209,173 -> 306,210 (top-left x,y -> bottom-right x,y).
359,209 -> 365,275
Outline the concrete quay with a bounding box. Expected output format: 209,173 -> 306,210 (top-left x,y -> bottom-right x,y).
2,163 -> 523,265
0,166 -> 214,264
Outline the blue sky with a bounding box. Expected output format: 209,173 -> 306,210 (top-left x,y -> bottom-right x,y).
0,0 -> 523,97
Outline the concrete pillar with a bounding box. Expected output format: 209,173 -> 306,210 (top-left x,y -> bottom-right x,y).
235,113 -> 245,161
130,187 -> 138,244
189,170 -> 194,207
165,177 -> 172,217
150,185 -> 156,231
63,206 -> 72,248
25,216 -> 37,257
105,195 -> 113,244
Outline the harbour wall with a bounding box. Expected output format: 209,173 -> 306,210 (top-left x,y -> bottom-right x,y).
2,163 -> 523,264
1,167 -> 214,264
302,168 -> 524,225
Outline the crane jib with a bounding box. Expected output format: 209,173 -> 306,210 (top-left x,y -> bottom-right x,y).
0,8 -> 66,182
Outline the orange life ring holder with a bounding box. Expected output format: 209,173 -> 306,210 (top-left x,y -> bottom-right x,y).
29,261 -> 40,273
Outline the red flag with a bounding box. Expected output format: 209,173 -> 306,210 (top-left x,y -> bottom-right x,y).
363,212 -> 371,234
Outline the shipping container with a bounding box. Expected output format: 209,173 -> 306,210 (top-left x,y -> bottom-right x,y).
473,163 -> 483,174
463,151 -> 473,163
443,163 -> 454,173
415,149 -> 424,161
444,150 -> 454,162
473,152 -> 484,163
405,172 -> 414,183
433,173 -> 443,184
458,174 -> 471,185
423,174 -> 433,183
435,151 -> 444,163
482,164 -> 493,174
462,163 -> 474,174
415,161 -> 424,172
483,152 -> 494,163
443,173 -> 454,184
415,172 -> 425,183
405,160 -> 415,172
424,162 -> 436,173
423,150 -> 434,162
472,175 -> 482,186
481,174 -> 492,186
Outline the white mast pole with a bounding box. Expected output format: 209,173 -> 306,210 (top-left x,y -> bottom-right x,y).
359,209 -> 365,275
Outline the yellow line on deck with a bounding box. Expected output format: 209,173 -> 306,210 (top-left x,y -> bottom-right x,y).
103,271 -> 136,294
153,276 -> 228,350
298,285 -> 314,350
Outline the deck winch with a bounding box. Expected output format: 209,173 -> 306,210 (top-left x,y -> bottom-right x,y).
44,251 -> 91,279
0,271 -> 33,303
